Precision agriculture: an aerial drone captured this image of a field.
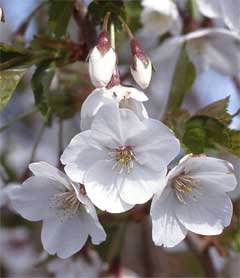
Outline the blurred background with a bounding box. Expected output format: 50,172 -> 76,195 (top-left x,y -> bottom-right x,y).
0,0 -> 240,277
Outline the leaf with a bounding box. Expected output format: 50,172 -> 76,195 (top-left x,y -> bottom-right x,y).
0,43 -> 33,70
48,0 -> 74,38
196,97 -> 232,125
166,47 -> 196,112
31,62 -> 55,124
183,116 -> 240,156
0,68 -> 28,110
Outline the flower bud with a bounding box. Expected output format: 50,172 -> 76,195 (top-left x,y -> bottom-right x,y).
0,7 -> 5,22
88,13 -> 116,88
130,39 -> 152,89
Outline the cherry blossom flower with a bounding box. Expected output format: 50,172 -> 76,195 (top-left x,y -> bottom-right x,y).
141,0 -> 182,36
61,104 -> 180,213
8,162 -> 106,258
151,154 -> 237,248
80,85 -> 148,130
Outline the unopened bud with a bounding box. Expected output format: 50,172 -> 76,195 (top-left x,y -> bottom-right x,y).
88,13 -> 117,88
130,39 -> 152,89
0,7 -> 5,22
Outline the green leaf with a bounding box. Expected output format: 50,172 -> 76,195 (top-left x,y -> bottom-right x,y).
0,43 -> 33,70
0,68 -> 28,110
166,47 -> 196,112
31,62 -> 55,124
196,97 -> 232,125
48,0 -> 74,38
183,116 -> 240,156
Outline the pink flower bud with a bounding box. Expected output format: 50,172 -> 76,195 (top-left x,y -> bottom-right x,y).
130,39 -> 152,89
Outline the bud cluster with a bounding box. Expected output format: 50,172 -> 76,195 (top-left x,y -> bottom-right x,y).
88,13 -> 153,90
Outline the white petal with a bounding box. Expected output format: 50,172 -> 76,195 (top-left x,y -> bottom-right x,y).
133,118 -> 180,171
185,28 -> 240,75
183,155 -> 237,192
120,98 -> 149,120
141,0 -> 182,36
84,160 -> 134,213
61,131 -> 107,183
176,190 -> 233,235
91,104 -> 145,147
29,161 -> 71,190
80,88 -> 117,131
89,47 -> 116,88
41,212 -> 88,259
150,186 -> 187,247
86,214 -> 107,245
120,164 -> 167,205
221,0 -> 240,34
8,177 -> 63,221
196,0 -> 222,18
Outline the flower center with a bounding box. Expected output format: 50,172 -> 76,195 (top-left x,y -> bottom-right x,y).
110,146 -> 135,174
49,189 -> 82,221
172,175 -> 202,204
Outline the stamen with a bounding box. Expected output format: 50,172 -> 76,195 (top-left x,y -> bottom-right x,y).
173,174 -> 202,204
110,146 -> 135,174
48,189 -> 83,222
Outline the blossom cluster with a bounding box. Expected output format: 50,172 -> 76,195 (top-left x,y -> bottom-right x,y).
5,11 -> 237,260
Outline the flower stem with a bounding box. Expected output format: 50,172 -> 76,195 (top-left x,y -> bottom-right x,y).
0,108 -> 37,133
58,119 -> 64,169
29,123 -> 45,163
110,22 -> 115,49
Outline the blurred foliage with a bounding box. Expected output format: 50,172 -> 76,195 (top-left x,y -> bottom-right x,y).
31,61 -> 55,125
166,46 -> 196,112
48,0 -> 74,38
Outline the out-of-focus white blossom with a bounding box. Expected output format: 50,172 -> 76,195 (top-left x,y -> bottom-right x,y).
47,249 -> 106,278
151,154 -> 237,248
0,227 -> 39,276
196,0 -> 240,35
8,162 -> 106,258
62,104 -> 180,213
148,28 -> 240,119
80,85 -> 148,130
141,0 -> 182,36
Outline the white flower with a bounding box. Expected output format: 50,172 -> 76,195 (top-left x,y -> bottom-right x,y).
8,162 -> 106,259
141,0 -> 182,36
47,249 -> 106,278
151,154 -> 237,248
61,104 -> 180,213
80,85 -> 149,130
0,183 -> 18,208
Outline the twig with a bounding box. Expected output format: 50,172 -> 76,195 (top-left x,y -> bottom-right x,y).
0,108 -> 37,133
185,234 -> 217,277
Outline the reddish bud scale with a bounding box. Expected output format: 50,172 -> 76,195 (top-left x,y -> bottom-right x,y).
96,31 -> 111,55
130,39 -> 149,69
106,67 -> 121,89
